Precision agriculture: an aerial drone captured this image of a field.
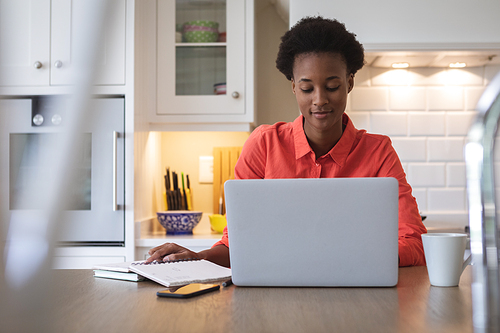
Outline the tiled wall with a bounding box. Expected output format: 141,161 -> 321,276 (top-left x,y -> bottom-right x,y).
346,65 -> 500,228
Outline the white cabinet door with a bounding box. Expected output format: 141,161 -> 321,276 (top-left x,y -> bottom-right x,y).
50,0 -> 126,85
290,0 -> 500,51
0,0 -> 50,86
155,0 -> 253,123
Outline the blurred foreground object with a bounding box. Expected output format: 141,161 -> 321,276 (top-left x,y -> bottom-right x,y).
0,1 -> 112,332
465,70 -> 500,332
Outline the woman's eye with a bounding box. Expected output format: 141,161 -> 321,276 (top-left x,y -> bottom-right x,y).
327,86 -> 340,92
300,88 -> 313,93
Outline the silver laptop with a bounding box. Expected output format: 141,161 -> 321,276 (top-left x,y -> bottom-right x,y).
224,178 -> 399,287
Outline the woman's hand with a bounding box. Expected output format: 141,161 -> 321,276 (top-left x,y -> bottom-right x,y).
145,243 -> 231,267
146,243 -> 200,263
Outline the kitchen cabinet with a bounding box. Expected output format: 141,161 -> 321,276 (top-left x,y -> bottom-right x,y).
0,0 -> 50,86
290,0 -> 500,52
289,0 -> 500,68
0,0 -> 126,87
152,0 -> 254,126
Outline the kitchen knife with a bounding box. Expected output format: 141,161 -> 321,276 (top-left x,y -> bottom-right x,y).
164,175 -> 169,210
182,172 -> 188,210
186,174 -> 193,210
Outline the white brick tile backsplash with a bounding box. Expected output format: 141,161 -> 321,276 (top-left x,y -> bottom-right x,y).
411,188 -> 427,211
446,112 -> 476,136
391,138 -> 427,162
428,137 -> 465,162
407,163 -> 446,187
444,68 -> 483,86
427,87 -> 464,111
466,87 -> 486,110
350,87 -> 387,110
447,163 -> 466,187
408,112 -> 445,136
350,65 -> 499,218
347,112 -> 370,130
427,188 -> 466,211
408,68 -> 445,86
371,68 -> 412,86
370,112 -> 407,136
389,87 -> 426,110
354,67 -> 371,87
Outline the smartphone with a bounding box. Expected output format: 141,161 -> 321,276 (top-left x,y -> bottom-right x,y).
156,284 -> 220,298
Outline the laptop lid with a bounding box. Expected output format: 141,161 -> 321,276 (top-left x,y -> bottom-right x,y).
224,178 -> 399,287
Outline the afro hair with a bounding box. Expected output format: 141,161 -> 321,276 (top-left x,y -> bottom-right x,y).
276,16 -> 365,81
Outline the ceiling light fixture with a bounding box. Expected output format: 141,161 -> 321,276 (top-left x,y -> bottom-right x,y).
391,62 -> 409,69
449,62 -> 466,68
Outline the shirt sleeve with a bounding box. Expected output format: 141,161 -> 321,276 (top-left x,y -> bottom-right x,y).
234,126 -> 268,180
377,138 -> 427,267
211,224 -> 229,248
212,128 -> 267,249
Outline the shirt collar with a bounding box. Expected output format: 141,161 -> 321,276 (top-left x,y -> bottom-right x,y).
293,115 -> 311,160
292,113 -> 357,166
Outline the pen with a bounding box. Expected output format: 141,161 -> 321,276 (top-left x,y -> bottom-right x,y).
222,279 -> 233,287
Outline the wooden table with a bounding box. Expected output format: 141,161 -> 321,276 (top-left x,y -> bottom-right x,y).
47,266 -> 472,333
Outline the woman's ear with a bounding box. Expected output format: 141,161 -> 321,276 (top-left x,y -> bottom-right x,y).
347,74 -> 354,93
291,78 -> 297,95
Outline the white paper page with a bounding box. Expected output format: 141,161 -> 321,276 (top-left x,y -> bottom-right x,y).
129,260 -> 231,287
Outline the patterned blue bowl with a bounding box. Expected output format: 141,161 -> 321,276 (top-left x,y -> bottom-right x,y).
157,211 -> 203,235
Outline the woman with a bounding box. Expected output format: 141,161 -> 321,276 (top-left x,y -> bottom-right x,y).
147,16 -> 427,267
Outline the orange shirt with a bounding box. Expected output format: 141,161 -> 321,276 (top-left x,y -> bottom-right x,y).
214,114 -> 427,267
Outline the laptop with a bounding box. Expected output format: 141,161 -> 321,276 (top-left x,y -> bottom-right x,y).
224,178 -> 399,287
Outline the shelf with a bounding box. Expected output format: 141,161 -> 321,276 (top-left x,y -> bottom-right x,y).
176,0 -> 226,11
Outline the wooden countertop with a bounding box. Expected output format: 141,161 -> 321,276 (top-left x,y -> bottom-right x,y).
43,266 -> 473,333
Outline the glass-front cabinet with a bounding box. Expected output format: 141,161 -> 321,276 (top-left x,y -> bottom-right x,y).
155,0 -> 253,125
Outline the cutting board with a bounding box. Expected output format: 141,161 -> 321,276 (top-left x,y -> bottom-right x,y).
213,147 -> 242,215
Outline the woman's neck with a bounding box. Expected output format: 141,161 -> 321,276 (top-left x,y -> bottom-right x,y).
304,120 -> 344,160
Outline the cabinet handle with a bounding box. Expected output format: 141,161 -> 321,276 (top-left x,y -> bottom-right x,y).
231,91 -> 240,99
33,61 -> 43,69
113,131 -> 118,211
54,60 -> 63,68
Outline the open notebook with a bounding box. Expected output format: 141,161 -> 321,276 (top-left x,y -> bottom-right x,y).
128,260 -> 231,287
94,260 -> 231,287
224,178 -> 400,287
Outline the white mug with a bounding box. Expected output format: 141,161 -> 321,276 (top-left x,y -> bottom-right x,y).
421,233 -> 471,287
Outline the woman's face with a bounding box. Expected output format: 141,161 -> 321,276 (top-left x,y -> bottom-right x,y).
291,52 -> 353,137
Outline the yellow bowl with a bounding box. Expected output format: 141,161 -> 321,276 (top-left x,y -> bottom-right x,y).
209,214 -> 227,234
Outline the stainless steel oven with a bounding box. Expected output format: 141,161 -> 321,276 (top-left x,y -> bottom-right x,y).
0,96 -> 125,245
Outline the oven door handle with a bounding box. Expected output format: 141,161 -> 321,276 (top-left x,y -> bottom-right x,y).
113,131 -> 118,211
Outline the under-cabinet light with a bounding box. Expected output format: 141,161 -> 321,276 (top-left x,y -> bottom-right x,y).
391,62 -> 409,69
449,62 -> 466,68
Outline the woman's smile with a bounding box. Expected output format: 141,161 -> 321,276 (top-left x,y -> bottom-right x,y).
311,109 -> 332,119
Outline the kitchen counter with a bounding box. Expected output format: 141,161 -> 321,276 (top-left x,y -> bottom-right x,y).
135,214 -> 222,259
37,265 -> 473,333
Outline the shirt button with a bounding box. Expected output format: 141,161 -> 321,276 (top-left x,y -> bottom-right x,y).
316,163 -> 320,167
